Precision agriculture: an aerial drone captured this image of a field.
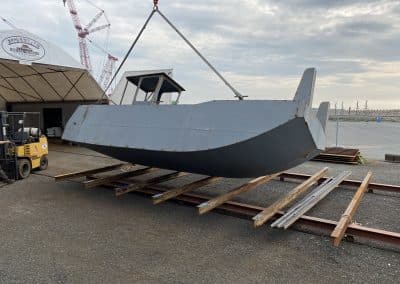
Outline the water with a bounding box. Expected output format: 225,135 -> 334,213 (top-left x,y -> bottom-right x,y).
326,121 -> 400,160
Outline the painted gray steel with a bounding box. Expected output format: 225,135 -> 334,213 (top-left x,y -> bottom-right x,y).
271,171 -> 352,229
63,68 -> 329,178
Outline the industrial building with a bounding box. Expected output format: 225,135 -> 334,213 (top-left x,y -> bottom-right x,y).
0,28 -> 104,137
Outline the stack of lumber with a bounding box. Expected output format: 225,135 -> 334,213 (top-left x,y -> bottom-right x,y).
312,147 -> 361,165
385,154 -> 400,163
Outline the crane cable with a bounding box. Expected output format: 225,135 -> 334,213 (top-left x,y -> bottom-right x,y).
100,7 -> 156,104
101,0 -> 245,104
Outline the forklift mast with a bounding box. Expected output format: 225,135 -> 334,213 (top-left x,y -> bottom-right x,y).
0,112 -> 43,181
0,112 -> 18,180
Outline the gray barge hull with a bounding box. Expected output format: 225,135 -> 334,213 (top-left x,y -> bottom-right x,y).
81,117 -> 319,178
63,68 -> 329,178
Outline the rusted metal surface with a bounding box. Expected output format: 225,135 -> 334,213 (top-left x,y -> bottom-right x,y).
131,184 -> 400,247
56,167 -> 400,248
279,172 -> 400,193
54,163 -> 127,181
312,147 -> 360,165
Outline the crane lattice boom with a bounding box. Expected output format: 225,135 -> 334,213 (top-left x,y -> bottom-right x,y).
64,0 -> 116,78
99,54 -> 118,93
64,0 -> 92,72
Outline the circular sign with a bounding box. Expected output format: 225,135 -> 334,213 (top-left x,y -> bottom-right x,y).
1,36 -> 45,61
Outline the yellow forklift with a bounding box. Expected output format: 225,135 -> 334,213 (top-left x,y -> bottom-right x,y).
0,112 -> 49,181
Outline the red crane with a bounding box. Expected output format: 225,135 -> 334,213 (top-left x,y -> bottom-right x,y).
87,38 -> 118,92
63,0 -> 115,80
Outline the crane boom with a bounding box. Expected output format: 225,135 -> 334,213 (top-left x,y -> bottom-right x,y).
98,54 -> 118,92
64,0 -> 92,72
63,0 -> 118,93
85,10 -> 104,30
88,24 -> 111,34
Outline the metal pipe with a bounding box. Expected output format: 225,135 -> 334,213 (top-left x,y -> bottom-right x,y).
127,185 -> 400,247
279,172 -> 400,193
119,79 -> 129,105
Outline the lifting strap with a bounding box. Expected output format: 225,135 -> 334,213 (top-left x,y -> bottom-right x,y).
102,0 -> 245,103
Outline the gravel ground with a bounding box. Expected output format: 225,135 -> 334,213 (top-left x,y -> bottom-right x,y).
0,144 -> 399,283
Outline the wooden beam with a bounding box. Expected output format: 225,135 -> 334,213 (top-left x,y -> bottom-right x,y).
115,172 -> 189,197
279,172 -> 400,193
198,173 -> 279,215
54,163 -> 127,181
152,176 -> 221,205
331,171 -> 373,247
127,183 -> 400,247
253,167 -> 329,227
83,167 -> 158,189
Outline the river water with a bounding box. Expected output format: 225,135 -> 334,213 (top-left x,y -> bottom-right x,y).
326,121 -> 400,160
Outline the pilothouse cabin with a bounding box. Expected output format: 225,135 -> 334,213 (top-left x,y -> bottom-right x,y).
114,70 -> 185,105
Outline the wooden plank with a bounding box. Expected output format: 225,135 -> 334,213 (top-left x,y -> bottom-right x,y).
83,167 -> 158,189
331,171 -> 373,247
115,172 -> 189,197
82,176 -> 400,247
198,173 -> 279,215
272,171 -> 352,229
54,163 -> 127,181
279,172 -> 400,193
312,159 -> 358,165
112,183 -> 400,247
253,167 -> 328,227
152,176 -> 221,205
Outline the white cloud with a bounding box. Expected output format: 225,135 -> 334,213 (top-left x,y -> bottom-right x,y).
1,0 -> 400,108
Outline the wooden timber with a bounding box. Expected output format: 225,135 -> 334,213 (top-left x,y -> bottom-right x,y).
152,176 -> 221,205
331,171 -> 373,247
55,165 -> 400,248
115,172 -> 189,197
198,173 -> 279,215
54,163 -> 127,181
271,171 -> 352,229
253,167 -> 328,227
83,167 -> 159,189
279,172 -> 400,193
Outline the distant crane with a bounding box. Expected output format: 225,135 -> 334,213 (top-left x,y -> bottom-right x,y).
87,38 -> 118,91
63,0 -> 118,92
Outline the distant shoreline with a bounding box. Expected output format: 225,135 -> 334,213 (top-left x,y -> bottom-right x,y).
327,109 -> 400,122
328,115 -> 400,122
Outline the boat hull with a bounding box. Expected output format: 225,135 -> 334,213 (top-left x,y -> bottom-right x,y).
63,68 -> 329,178
80,117 -> 320,178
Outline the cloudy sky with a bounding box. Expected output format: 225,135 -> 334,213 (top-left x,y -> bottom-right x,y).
2,0 -> 400,108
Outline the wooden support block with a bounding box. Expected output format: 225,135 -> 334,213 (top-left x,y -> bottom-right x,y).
54,163 -> 127,181
115,172 -> 188,197
253,167 -> 329,227
331,171 -> 373,247
152,176 -> 221,205
198,173 -> 279,215
83,167 -> 158,189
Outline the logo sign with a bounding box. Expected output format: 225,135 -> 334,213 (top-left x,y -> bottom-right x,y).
1,36 -> 45,61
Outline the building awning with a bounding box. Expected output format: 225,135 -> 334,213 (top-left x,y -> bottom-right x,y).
0,29 -> 104,103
